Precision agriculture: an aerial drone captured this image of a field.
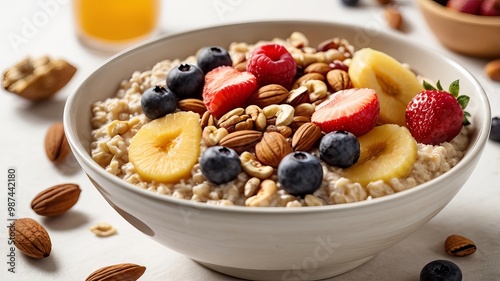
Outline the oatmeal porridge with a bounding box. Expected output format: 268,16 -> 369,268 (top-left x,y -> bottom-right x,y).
90,32 -> 471,207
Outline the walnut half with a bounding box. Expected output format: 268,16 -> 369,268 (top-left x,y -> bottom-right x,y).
2,55 -> 77,101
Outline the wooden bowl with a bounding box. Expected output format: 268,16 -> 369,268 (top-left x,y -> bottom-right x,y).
418,0 -> 500,58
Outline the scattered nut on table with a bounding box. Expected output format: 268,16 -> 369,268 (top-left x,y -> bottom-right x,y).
10,218 -> 52,259
444,234 -> 477,257
2,55 -> 77,101
31,183 -> 81,217
90,223 -> 117,237
85,263 -> 146,281
45,122 -> 72,163
485,59 -> 500,82
385,5 -> 403,30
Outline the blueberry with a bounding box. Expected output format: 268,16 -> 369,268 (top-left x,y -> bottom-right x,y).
489,117 -> 500,142
200,146 -> 241,184
196,46 -> 233,74
319,131 -> 360,168
420,260 -> 462,281
166,63 -> 205,100
434,0 -> 448,6
341,0 -> 359,7
141,86 -> 177,120
277,152 -> 323,197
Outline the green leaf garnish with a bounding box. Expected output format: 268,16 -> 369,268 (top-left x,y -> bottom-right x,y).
423,80 -> 436,90
457,95 -> 469,110
423,79 -> 471,126
463,111 -> 471,126
448,79 -> 460,97
436,80 -> 443,91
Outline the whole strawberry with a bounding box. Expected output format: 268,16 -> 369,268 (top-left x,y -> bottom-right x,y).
405,80 -> 470,145
246,43 -> 297,89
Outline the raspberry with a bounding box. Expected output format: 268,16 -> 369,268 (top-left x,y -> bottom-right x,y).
246,43 -> 297,89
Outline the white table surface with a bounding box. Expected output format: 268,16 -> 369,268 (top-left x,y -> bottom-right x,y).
1,1 -> 499,280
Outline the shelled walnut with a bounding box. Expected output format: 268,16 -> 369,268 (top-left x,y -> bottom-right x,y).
2,56 -> 77,101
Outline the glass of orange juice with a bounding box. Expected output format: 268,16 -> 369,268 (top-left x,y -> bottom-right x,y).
73,0 -> 161,52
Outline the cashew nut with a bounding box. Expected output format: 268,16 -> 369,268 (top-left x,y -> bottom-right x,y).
245,179 -> 278,207
292,52 -> 327,67
303,79 -> 328,103
89,223 -> 117,237
289,31 -> 309,48
240,151 -> 274,180
324,48 -> 345,63
202,126 -> 228,147
244,177 -> 261,197
263,104 -> 295,126
245,105 -> 267,131
304,194 -> 324,206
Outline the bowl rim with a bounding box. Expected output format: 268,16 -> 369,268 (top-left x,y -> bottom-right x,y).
418,0 -> 500,26
64,19 -> 492,215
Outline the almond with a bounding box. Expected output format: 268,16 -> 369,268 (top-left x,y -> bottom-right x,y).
10,218 -> 51,259
247,84 -> 289,108
304,62 -> 332,76
290,116 -> 312,132
85,263 -> 146,281
45,122 -> 71,163
292,123 -> 322,151
255,132 -> 293,168
385,5 -> 403,30
219,130 -> 263,154
31,183 -> 81,216
485,59 -> 500,82
177,98 -> 207,116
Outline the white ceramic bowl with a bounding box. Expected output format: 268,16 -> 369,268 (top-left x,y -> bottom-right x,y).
64,21 -> 490,281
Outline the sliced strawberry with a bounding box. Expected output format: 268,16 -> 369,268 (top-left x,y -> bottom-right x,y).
202,66 -> 258,119
246,43 -> 297,89
311,88 -> 380,137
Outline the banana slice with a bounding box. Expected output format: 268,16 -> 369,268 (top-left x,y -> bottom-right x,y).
341,124 -> 417,186
129,111 -> 202,183
348,48 -> 424,126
